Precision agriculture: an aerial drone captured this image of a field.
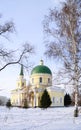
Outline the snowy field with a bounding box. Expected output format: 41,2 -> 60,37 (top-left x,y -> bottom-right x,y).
0,106 -> 81,130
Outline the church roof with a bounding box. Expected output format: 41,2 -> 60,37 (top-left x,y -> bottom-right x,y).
20,65 -> 24,76
31,60 -> 52,75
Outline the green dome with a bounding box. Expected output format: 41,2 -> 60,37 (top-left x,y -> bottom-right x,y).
31,65 -> 52,75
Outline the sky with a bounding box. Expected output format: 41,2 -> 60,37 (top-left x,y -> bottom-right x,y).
0,0 -> 65,98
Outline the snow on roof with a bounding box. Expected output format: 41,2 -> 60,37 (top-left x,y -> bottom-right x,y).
47,86 -> 64,92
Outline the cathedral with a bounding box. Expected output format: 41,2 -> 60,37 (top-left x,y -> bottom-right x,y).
11,60 -> 64,107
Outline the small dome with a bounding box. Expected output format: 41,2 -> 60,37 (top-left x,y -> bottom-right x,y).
31,60 -> 52,75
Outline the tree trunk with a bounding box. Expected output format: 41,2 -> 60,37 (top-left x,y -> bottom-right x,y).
74,60 -> 79,117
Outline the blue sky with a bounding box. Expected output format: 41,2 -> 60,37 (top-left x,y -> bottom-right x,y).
0,0 -> 64,97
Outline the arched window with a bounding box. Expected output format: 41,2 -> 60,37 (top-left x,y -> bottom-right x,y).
48,78 -> 50,83
39,77 -> 42,83
53,97 -> 55,103
32,78 -> 34,83
60,97 -> 62,103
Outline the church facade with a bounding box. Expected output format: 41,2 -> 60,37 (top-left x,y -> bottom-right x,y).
11,60 -> 64,107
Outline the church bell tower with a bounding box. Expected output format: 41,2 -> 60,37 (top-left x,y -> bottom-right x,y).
17,65 -> 26,89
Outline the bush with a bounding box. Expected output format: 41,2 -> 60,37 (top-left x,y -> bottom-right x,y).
40,89 -> 52,109
6,99 -> 12,108
64,93 -> 71,106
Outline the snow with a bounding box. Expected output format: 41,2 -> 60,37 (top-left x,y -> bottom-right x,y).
0,106 -> 81,130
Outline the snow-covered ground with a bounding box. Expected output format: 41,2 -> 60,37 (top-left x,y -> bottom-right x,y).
0,106 -> 81,130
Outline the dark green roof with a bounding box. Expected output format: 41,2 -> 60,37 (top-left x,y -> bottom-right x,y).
31,65 -> 52,75
20,65 -> 24,76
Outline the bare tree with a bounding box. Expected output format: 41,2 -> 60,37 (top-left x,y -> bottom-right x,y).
43,0 -> 81,116
0,15 -> 34,71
